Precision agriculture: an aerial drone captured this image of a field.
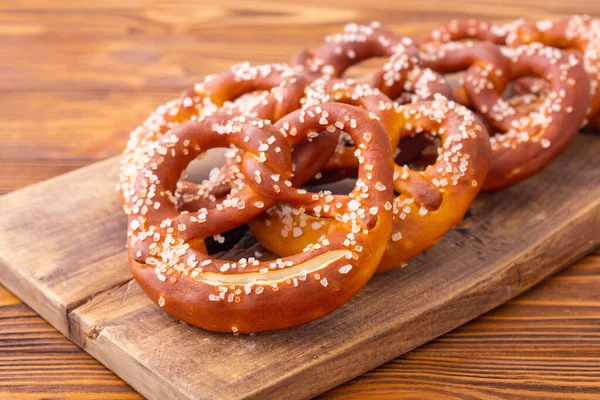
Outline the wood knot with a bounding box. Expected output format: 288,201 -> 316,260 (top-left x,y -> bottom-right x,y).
87,325 -> 103,341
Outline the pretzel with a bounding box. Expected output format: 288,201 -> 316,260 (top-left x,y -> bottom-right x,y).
118,62 -> 307,209
292,22 -> 453,102
417,19 -> 529,108
505,16 -> 600,126
459,44 -> 589,190
168,78 -> 404,214
127,103 -> 394,333
250,95 -> 491,272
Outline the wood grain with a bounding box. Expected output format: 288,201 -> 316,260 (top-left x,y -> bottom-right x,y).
0,134 -> 598,399
0,287 -> 142,400
1,0 -> 600,398
321,254 -> 600,400
2,256 -> 599,400
1,0 -> 599,194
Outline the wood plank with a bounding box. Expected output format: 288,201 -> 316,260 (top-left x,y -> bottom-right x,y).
0,286 -> 142,400
3,254 -> 599,400
0,152 -> 223,336
2,2 -> 599,93
0,158 -> 129,336
0,133 -> 597,399
321,256 -> 600,399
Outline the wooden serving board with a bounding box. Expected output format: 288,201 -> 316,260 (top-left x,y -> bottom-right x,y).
0,134 -> 599,399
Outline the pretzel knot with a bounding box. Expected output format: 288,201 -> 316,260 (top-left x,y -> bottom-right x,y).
118,62 -> 307,208
250,95 -> 491,272
418,40 -> 511,110
292,22 -> 452,102
302,79 -> 402,174
127,104 -> 394,333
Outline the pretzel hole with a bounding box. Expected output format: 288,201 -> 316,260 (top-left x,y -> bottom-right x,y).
306,132 -> 360,185
221,91 -> 271,115
505,78 -> 545,98
444,71 -> 466,90
184,148 -> 228,184
343,57 -> 388,81
425,71 -> 471,108
304,177 -> 356,196
204,224 -> 250,255
395,133 -> 441,171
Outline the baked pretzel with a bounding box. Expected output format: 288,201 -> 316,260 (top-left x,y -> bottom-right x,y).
127,103 -> 394,333
506,15 -> 600,126
119,62 -> 306,208
460,44 -> 589,190
292,22 -> 453,102
250,95 -> 491,272
169,78 -> 404,214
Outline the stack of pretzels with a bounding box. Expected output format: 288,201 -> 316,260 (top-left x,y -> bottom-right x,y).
119,16 -> 598,334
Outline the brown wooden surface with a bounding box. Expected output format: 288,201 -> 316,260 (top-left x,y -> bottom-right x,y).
2,255 -> 598,400
0,1 -> 599,399
0,140 -> 598,400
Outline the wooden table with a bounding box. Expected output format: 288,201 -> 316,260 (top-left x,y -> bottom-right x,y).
1,1 -> 599,398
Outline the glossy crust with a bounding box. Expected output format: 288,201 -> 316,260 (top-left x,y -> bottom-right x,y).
418,38 -> 590,190
127,104 -> 394,333
118,63 -> 307,209
120,18 -> 595,334
249,96 -> 491,272
506,16 -> 600,125
419,40 -> 511,109
463,44 -> 590,190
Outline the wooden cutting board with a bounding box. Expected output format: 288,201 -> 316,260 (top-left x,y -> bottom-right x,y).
0,134 -> 599,400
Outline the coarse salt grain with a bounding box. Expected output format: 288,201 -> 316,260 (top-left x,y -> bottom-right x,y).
339,264 -> 353,274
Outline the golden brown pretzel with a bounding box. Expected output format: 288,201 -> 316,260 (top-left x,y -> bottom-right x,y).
249,95 -> 491,272
419,38 -> 590,189
119,62 -> 307,209
458,44 -> 590,190
292,22 -> 453,101
506,16 -> 600,126
127,104 -> 395,333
